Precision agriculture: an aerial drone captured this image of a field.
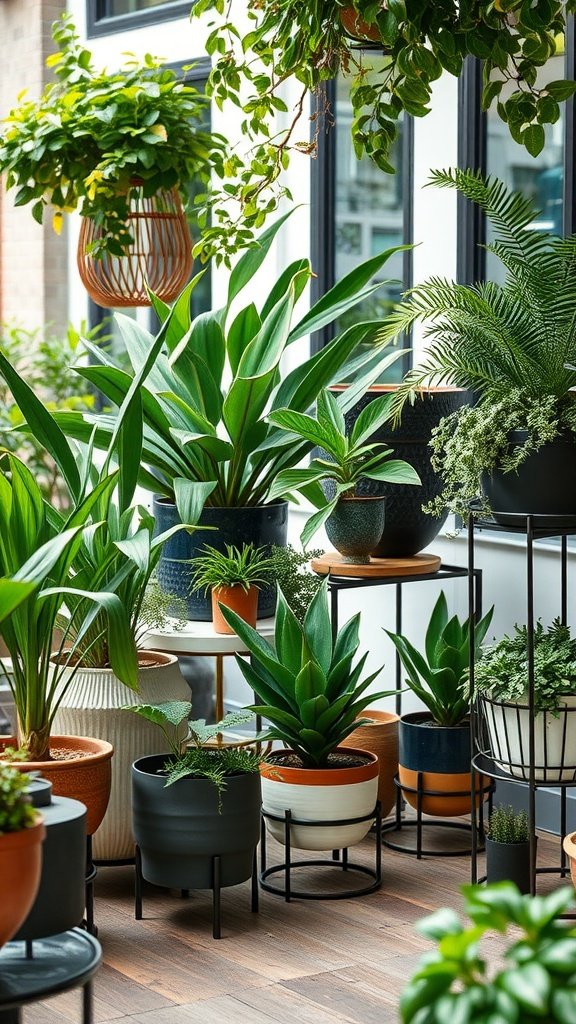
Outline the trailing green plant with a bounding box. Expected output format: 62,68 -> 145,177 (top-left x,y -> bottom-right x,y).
0,15 -> 227,259
268,544 -> 324,624
189,543 -> 275,596
475,618 -> 576,715
486,804 -> 529,844
139,576 -> 188,633
123,701 -> 261,796
221,580 -> 396,768
0,765 -> 37,834
43,217 -> 409,511
380,168 -> 576,516
190,1 -> 576,260
401,883 -> 576,1024
268,388 -> 421,546
386,591 -> 494,726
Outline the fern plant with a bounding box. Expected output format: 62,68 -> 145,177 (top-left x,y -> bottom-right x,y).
382,168 -> 576,516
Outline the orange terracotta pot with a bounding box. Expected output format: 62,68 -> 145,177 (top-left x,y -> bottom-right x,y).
0,736 -> 113,836
340,5 -> 382,42
0,816 -> 45,947
563,832 -> 576,889
398,765 -> 490,817
211,585 -> 259,635
341,710 -> 399,818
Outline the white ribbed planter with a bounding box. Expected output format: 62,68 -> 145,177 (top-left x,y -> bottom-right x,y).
52,652 -> 190,860
482,694 -> 576,783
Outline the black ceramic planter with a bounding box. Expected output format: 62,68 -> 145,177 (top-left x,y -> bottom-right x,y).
132,755 -> 262,890
485,837 -> 532,894
481,433 -> 576,527
153,498 -> 288,620
330,385 -> 470,556
325,496 -> 385,564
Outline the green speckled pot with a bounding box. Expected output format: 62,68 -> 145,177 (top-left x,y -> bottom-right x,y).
325,496 -> 385,564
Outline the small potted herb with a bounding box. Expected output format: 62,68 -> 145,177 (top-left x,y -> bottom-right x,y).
0,765 -> 45,948
189,544 -> 275,634
475,619 -> 576,783
485,804 -> 531,894
268,389 -> 420,562
386,592 -> 493,817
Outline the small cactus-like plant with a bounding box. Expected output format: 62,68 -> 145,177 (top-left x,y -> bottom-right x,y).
486,804 -> 529,845
0,765 -> 37,834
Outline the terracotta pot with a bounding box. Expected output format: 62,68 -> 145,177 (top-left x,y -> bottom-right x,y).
52,652 -> 188,860
341,710 -> 399,818
0,816 -> 45,947
0,736 -> 113,836
260,747 -> 378,851
211,585 -> 259,635
564,833 -> 576,889
398,765 -> 489,817
340,5 -> 382,42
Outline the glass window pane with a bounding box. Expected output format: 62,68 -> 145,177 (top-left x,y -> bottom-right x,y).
99,0 -> 178,17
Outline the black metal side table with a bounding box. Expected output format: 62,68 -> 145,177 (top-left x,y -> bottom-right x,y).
0,929 -> 101,1023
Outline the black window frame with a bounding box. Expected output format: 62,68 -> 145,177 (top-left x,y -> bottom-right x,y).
87,0 -> 191,38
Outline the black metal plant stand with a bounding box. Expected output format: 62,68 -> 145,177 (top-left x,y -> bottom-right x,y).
468,510 -> 576,902
381,772 -> 493,858
134,844 -> 259,940
0,929 -> 101,1024
259,804 -> 382,900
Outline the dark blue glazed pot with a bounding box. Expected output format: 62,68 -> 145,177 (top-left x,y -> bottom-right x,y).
325,496 -> 385,564
399,712 -> 471,774
153,497 -> 288,620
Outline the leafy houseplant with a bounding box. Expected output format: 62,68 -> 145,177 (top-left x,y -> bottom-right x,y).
401,883 -> 576,1024
268,388 -> 421,559
222,581 -> 396,851
0,15 -> 225,261
190,543 -> 275,634
382,169 -> 576,520
386,591 -> 493,817
268,544 -> 324,624
190,1 -> 576,262
126,702 -> 262,923
475,620 -> 576,784
0,765 -> 45,948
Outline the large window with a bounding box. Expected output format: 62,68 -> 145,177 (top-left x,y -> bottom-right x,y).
87,0 -> 189,37
311,62 -> 412,380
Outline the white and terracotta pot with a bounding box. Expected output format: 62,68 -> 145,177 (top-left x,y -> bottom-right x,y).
481,694 -> 576,783
52,651 -> 190,860
260,747 -> 378,851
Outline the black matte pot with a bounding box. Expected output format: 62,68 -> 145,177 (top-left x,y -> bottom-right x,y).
153,497 -> 288,620
481,432 -> 576,528
485,837 -> 532,894
132,755 -> 261,890
329,385 -> 470,556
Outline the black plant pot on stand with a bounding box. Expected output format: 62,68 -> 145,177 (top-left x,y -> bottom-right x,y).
330,385 -> 470,556
481,431 -> 576,528
153,498 -> 288,620
485,838 -> 532,894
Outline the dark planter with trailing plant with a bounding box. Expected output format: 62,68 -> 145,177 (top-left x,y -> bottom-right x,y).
154,498 -> 288,620
329,386 -> 469,556
132,754 -> 261,889
481,430 -> 576,527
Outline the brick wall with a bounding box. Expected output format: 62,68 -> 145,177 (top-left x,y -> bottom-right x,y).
0,0 -> 68,334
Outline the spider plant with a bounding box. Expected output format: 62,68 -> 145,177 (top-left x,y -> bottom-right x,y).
189,543 -> 275,596
380,168 -> 576,516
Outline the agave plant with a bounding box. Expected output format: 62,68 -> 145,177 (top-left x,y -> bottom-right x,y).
386,591 -> 494,727
380,168 -> 576,516
221,581 -> 395,767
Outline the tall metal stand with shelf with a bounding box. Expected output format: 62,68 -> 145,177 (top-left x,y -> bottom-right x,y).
468,510 -> 576,894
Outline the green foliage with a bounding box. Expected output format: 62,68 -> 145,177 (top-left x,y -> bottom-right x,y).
123,701 -> 260,795
139,577 -> 188,632
486,805 -> 530,844
48,219 -> 408,509
189,543 -> 275,595
221,580 -> 395,767
190,1 -> 575,259
268,388 -> 421,547
0,765 -> 37,834
268,544 -> 324,624
475,619 -> 576,715
382,169 -> 576,515
386,592 -> 494,726
401,883 -> 576,1024
0,15 -> 226,259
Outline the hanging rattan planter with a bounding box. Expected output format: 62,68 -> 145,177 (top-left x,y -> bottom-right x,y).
77,183 -> 193,307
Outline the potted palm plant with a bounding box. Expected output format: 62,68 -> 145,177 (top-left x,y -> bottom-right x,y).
386,591 -> 493,816
268,388 -> 421,560
189,543 -> 275,634
485,804 -> 531,894
384,169 -> 576,524
222,581 -> 397,851
0,765 -> 45,948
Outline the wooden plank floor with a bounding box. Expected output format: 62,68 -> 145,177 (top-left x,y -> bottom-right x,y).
27,826 -> 566,1024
